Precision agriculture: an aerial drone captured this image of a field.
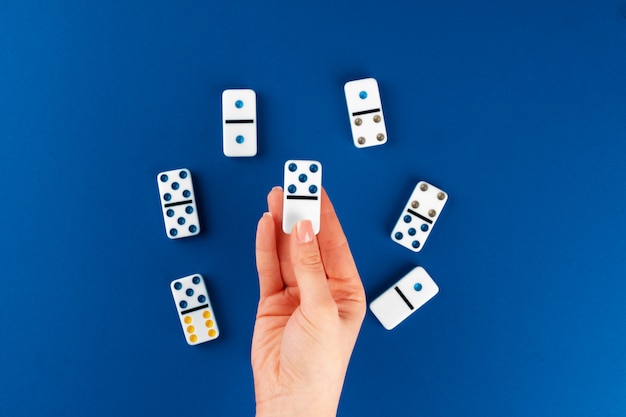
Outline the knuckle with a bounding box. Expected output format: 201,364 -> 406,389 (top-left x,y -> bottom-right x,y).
297,252 -> 324,270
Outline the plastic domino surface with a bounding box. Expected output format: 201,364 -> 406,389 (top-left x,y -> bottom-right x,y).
282,160 -> 322,235
369,266 -> 439,330
344,77 -> 387,148
222,89 -> 257,157
170,274 -> 219,345
156,168 -> 200,239
391,181 -> 448,252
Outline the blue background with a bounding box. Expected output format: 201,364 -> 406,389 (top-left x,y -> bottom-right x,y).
1,1 -> 625,416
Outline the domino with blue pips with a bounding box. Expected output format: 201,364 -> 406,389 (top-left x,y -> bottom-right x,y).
171,274 -> 219,345
222,89 -> 257,157
391,181 -> 448,252
369,266 -> 439,330
344,78 -> 387,148
156,168 -> 200,239
282,160 -> 322,235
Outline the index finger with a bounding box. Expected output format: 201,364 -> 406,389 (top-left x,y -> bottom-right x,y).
317,187 -> 360,282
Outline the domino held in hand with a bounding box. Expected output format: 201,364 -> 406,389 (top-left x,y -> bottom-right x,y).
282,160 -> 322,235
222,89 -> 257,157
156,168 -> 200,239
369,266 -> 439,330
170,274 -> 219,345
391,181 -> 448,252
344,78 -> 387,148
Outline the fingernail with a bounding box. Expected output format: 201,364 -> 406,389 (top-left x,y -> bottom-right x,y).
272,186 -> 283,191
296,220 -> 314,243
263,212 -> 272,219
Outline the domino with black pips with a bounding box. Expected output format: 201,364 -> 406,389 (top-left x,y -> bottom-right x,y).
156,168 -> 200,239
222,89 -> 257,157
282,160 -> 322,235
344,77 -> 387,148
170,274 -> 219,345
369,266 -> 439,330
391,181 -> 448,252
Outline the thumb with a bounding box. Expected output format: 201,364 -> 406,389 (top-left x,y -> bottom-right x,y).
289,220 -> 335,311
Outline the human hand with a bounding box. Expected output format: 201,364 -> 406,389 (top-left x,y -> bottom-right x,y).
251,186 -> 366,417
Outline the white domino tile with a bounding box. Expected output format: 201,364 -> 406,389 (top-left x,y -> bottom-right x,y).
282,160 -> 322,234
391,181 -> 448,252
222,89 -> 257,157
171,274 -> 219,345
344,78 -> 387,148
369,266 -> 439,330
156,168 -> 200,239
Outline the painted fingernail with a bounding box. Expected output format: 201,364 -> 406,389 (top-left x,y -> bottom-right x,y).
296,220 -> 314,243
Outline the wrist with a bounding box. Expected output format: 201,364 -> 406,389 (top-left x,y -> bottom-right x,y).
255,392 -> 338,417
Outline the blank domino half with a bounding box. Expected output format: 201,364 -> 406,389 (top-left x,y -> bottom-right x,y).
156,168 -> 200,239
369,266 -> 439,330
282,160 -> 322,234
170,274 -> 219,345
391,181 -> 448,252
344,78 -> 387,148
222,89 -> 257,157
